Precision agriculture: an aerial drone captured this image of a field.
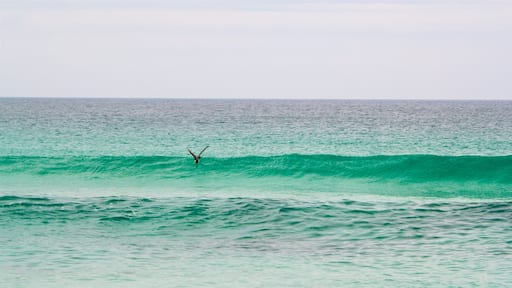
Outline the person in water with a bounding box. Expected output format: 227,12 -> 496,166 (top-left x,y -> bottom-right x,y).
188,146 -> 209,164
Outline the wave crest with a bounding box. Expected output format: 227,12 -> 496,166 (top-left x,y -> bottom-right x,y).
1,154 -> 510,183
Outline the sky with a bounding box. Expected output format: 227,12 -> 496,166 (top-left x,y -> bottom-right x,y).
0,0 -> 511,99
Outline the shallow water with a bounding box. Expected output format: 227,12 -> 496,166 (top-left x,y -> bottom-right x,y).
1,195 -> 511,287
1,99 -> 511,287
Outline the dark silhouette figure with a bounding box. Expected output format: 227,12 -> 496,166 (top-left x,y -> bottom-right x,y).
188,146 -> 209,164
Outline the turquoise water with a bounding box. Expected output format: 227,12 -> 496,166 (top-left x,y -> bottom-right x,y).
1,99 -> 511,287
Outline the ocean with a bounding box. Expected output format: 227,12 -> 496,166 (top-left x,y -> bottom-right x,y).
1,98 -> 511,287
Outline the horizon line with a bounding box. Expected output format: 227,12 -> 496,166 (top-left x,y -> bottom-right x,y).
1,96 -> 511,101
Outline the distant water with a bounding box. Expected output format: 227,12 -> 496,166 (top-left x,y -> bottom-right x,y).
1,98 -> 511,287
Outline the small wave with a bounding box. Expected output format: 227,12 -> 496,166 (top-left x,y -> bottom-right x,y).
1,154 -> 510,182
1,154 -> 511,198
1,196 -> 511,237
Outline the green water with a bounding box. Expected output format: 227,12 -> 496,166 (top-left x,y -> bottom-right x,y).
0,99 -> 511,287
1,154 -> 511,198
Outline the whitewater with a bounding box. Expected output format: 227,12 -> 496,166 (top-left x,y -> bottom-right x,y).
1,98 -> 511,287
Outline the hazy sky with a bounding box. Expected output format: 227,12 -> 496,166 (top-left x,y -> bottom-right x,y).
1,0 -> 511,99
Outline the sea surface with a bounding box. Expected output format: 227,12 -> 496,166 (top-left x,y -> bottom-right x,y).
1,98 -> 511,287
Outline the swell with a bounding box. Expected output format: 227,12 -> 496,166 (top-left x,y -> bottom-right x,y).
1,154 -> 511,184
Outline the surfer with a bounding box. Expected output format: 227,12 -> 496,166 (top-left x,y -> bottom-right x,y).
188,146 -> 209,164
